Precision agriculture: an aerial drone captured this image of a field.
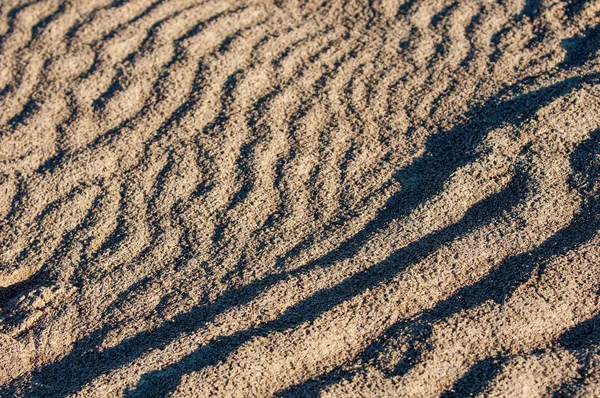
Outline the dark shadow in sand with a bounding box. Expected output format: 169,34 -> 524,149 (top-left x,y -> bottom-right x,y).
555,313 -> 600,396
125,162 -> 526,397
125,75 -> 598,396
8,68 -> 599,397
283,128 -> 600,396
561,24 -> 600,69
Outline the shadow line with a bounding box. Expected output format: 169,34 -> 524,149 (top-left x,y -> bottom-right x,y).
284,128 -> 600,396
127,169 -> 528,397
9,71 -> 599,397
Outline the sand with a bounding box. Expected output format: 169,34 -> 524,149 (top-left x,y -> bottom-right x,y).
0,0 -> 599,396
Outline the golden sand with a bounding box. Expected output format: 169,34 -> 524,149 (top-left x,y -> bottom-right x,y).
1,0 -> 600,396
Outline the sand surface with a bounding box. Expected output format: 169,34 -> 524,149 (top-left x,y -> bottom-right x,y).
1,0 -> 600,396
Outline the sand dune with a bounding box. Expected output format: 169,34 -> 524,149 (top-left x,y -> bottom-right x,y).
0,0 -> 599,396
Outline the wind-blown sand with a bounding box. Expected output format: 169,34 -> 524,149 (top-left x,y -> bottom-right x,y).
0,0 -> 600,396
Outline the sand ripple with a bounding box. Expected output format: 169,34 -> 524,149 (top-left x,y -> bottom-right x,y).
1,0 -> 600,396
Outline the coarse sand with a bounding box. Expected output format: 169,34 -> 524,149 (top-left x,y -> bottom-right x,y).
1,0 -> 600,396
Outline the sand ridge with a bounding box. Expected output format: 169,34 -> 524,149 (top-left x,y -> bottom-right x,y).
0,0 -> 600,396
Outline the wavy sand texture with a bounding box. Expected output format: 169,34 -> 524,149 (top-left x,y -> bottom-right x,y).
1,0 -> 600,396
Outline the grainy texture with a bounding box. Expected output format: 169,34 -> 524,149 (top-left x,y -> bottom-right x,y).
0,0 -> 600,396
